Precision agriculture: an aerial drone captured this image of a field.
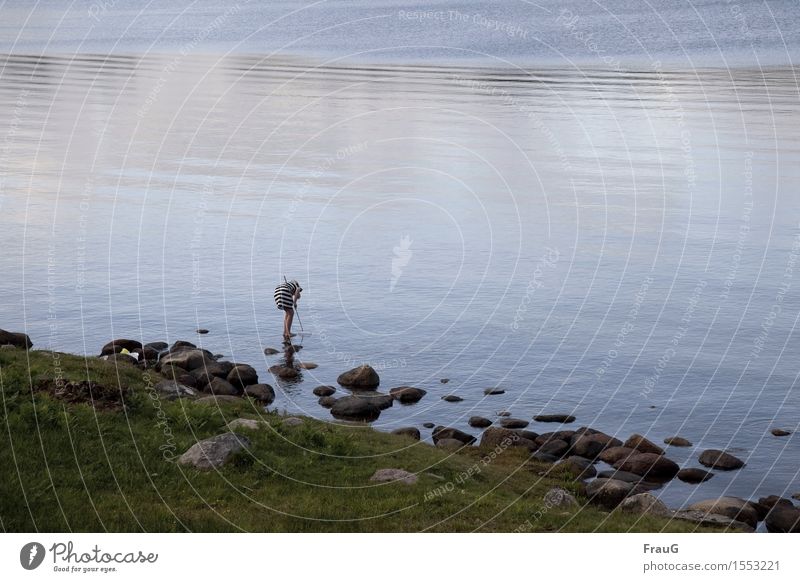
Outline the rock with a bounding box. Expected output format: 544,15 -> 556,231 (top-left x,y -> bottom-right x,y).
370,468 -> 418,485
599,446 -> 638,465
771,428 -> 792,437
194,395 -> 242,405
677,468 -> 714,484
533,414 -> 575,424
469,416 -> 493,428
176,373 -> 197,388
613,452 -> 679,481
99,338 -> 140,355
243,384 -> 275,404
153,379 -> 197,400
531,451 -> 559,463
336,364 -> 380,390
543,487 -> 578,509
205,377 -> 241,396
104,353 -> 139,366
145,341 -> 168,352
191,363 -> 231,388
389,386 -> 427,404
686,497 -> 759,529
483,387 -> 505,395
793,492 -> 800,501
556,456 -> 597,479
313,385 -> 336,397
499,418 -> 529,429
330,396 -> 381,422
263,347 -> 280,355
515,429 -> 540,442
442,395 -> 463,402
570,435 -> 608,459
436,438 -> 466,450
351,391 -> 393,410
698,449 -> 745,470
757,496 -> 793,513
227,364 -> 259,389
620,493 -> 671,517
496,411 -> 512,417
478,427 -> 536,451
673,510 -> 754,532
298,362 -> 318,369
586,479 -> 635,509
282,417 -> 304,427
226,418 -> 266,431
269,365 -> 300,380
538,439 -> 569,458
391,427 -> 421,440
196,329 -> 209,334
432,426 -> 476,446
422,422 -> 435,429
178,433 -> 251,470
535,430 -> 575,445
765,505 -> 800,533
664,436 -> 693,447
170,340 -> 196,350
318,396 -> 337,408
623,434 -> 665,455
440,378 -> 449,383
597,470 -> 644,484
159,348 -> 213,372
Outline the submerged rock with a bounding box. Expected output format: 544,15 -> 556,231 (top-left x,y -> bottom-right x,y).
663,436 -> 693,447
313,385 -> 336,397
533,414 -> 576,424
442,395 -> 463,402
677,468 -> 714,484
269,365 -> 300,380
330,396 -> 381,422
698,449 -> 745,470
499,418 -> 529,429
389,386 -> 427,404
337,364 -> 380,390
196,329 -> 209,334
483,387 -> 505,395
263,347 -> 280,355
771,428 -> 792,437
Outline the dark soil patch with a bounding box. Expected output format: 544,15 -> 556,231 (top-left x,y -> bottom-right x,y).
34,379 -> 130,411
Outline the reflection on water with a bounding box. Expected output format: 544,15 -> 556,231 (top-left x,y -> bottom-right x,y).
2,53 -> 800,509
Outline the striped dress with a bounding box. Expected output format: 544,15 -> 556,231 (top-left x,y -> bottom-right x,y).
274,281 -> 298,311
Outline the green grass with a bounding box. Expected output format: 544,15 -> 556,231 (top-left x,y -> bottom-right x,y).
0,348 -> 717,532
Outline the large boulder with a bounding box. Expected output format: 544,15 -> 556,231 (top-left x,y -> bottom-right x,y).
538,439 -> 569,458
585,478 -> 635,509
330,396 -> 381,422
337,365 -> 380,389
613,452 -> 679,481
244,384 -> 275,404
765,505 -> 800,533
178,433 -> 251,470
599,446 -> 638,465
623,434 -> 665,455
159,348 -> 214,372
351,391 -> 394,410
99,338 -> 141,355
313,385 -> 336,397
677,468 -> 714,484
227,364 -> 259,390
104,352 -> 138,366
432,426 -> 476,446
204,377 -> 241,396
145,341 -> 168,352
620,492 -> 671,517
0,329 -> 32,349
570,435 -> 612,459
389,386 -> 427,404
686,497 -> 759,529
479,427 -> 535,451
555,456 -> 597,480
318,396 -> 337,408
698,449 -> 745,470
469,416 -> 493,428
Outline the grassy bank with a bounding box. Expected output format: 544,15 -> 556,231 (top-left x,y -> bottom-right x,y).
0,348 -> 714,532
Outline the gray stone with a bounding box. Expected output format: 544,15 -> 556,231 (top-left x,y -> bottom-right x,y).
469,416 -> 493,428
556,456 -> 597,480
533,414 -> 575,424
330,396 -> 381,422
313,385 -> 336,397
269,365 -> 300,380
99,338 -> 140,355
370,468 -> 418,485
765,505 -> 800,533
205,376 -> 241,396
613,452 -> 679,481
178,433 -> 251,470
698,449 -> 745,470
227,364 -> 259,389
686,497 -> 759,529
599,446 -> 637,465
159,348 -> 214,372
389,386 -> 427,404
318,396 -> 337,408
194,395 -> 242,405
244,383 -> 275,404
336,364 -> 380,389
543,487 -> 578,509
153,379 -> 197,400
597,470 -> 643,483
282,417 -> 304,427
538,439 -> 569,458
585,478 -> 635,509
227,418 -> 267,431
499,418 -> 529,429
263,347 -> 280,355
664,436 -> 693,447
436,438 -> 466,450
672,510 -> 754,532
677,467 -> 714,484
771,428 -> 792,437
442,395 -> 463,402
623,434 -> 665,455
619,492 -> 671,517
432,426 -> 476,446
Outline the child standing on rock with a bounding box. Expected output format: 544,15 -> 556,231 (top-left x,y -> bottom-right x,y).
274,279 -> 302,343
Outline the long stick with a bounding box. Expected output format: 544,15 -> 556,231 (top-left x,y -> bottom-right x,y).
284,276 -> 304,333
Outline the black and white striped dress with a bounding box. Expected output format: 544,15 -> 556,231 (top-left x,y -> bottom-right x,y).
274,281 -> 298,311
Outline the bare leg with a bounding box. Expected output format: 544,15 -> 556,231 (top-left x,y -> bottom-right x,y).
283,308 -> 294,340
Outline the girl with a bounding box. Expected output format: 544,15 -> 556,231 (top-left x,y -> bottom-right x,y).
274,279 -> 302,342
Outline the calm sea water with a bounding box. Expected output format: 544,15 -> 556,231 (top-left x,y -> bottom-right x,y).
2,0 -> 800,515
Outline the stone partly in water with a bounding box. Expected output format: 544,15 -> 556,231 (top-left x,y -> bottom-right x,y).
336,364 -> 380,390
389,386 -> 427,404
227,364 -> 259,390
244,384 -> 275,404
99,338 -> 140,355
442,395 -> 464,402
599,446 -> 637,465
313,385 -> 336,397
585,478 -> 636,509
664,436 -> 693,447
263,347 -> 280,355
299,362 -> 318,370
543,487 -> 578,509
269,365 -> 300,380
698,449 -> 745,470
623,434 -> 665,455
350,391 -> 394,410
370,468 -> 418,485
391,427 -> 421,440
499,418 -> 529,429
483,387 -> 505,395
330,396 -> 381,422
497,411 -> 512,417
685,497 -> 760,529
765,505 -> 800,533
196,329 -> 209,334
469,416 -> 493,428
318,396 -> 337,409
422,422 -> 436,429
432,426 -> 476,446
677,468 -> 714,484
178,432 -> 251,471
613,452 -> 680,481
771,428 -> 792,437
620,493 -> 672,517
440,378 -> 449,383
533,414 -> 576,424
